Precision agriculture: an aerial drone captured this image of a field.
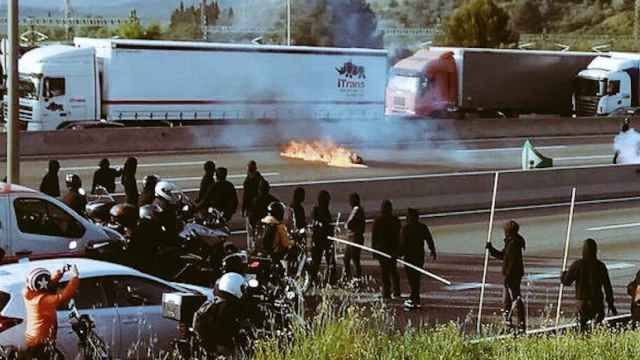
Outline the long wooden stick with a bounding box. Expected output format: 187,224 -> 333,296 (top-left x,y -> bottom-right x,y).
477,172 -> 500,335
555,187 -> 577,328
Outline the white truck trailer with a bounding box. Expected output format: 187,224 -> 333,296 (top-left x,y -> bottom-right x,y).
15,38 -> 388,131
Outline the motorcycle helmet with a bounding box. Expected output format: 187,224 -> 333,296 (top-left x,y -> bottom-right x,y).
139,204 -> 162,222
143,175 -> 160,192
86,201 -> 115,224
110,203 -> 138,228
267,201 -> 286,222
216,272 -> 247,299
65,173 -> 82,190
27,267 -> 52,292
155,181 -> 179,205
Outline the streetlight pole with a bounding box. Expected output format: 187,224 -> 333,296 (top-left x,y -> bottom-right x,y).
286,0 -> 291,46
7,0 -> 20,185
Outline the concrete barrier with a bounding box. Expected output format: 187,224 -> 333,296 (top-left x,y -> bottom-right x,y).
0,116 -> 623,158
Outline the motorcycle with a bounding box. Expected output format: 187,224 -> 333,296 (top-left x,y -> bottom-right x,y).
68,299 -> 111,360
287,228 -> 312,294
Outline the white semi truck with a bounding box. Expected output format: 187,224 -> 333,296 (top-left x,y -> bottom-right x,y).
14,38 -> 388,131
573,52 -> 640,116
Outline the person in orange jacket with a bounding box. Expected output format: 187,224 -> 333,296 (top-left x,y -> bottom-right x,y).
22,264 -> 80,359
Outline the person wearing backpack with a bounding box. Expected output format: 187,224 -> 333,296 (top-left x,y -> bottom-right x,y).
193,273 -> 249,357
260,201 -> 291,261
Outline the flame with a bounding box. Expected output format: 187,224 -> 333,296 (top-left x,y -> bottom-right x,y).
280,140 -> 367,168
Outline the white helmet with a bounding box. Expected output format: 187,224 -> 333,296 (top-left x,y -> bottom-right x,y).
216,273 -> 247,299
26,267 -> 52,292
155,181 -> 179,205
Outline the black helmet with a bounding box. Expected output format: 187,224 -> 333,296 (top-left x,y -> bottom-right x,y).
267,201 -> 285,221
110,203 -> 138,227
139,204 -> 162,222
86,201 -> 115,223
142,175 -> 159,191
65,173 -> 82,189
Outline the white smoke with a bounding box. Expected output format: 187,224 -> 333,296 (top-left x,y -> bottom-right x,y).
613,128 -> 640,164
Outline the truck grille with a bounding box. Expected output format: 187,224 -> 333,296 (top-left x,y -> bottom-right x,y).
3,104 -> 33,122
393,96 -> 406,109
575,96 -> 599,116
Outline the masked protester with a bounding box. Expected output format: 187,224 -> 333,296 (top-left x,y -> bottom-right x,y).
121,157 -> 139,206
486,220 -> 526,332
401,208 -> 436,310
138,175 -> 159,207
198,167 -> 238,222
344,193 -> 365,280
40,160 -> 61,198
63,174 -> 88,217
261,202 -> 291,261
561,238 -> 616,331
91,158 -> 122,194
198,161 -> 216,203
22,265 -> 79,359
371,200 -> 401,299
627,270 -> 640,326
310,191 -> 336,286
241,160 -> 264,218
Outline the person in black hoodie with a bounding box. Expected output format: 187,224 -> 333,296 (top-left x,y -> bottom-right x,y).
242,161 -> 264,217
91,158 -> 122,194
344,193 -> 365,280
401,208 -> 436,309
249,180 -> 278,250
40,160 -> 61,198
121,157 -> 139,206
198,167 -> 238,221
371,200 -> 401,299
561,238 -> 616,331
310,190 -> 336,285
198,161 -> 216,203
288,187 -> 307,232
486,220 -> 526,332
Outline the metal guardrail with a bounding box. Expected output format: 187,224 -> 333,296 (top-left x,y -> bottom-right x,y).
0,16 -> 128,27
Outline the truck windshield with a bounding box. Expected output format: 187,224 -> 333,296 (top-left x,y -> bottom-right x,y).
388,75 -> 420,93
18,77 -> 38,100
575,77 -> 604,97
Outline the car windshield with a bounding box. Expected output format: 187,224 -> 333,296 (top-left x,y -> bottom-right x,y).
18,76 -> 38,100
575,77 -> 603,97
388,75 -> 420,93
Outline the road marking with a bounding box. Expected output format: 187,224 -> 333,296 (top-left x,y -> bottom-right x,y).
458,145 -> 567,153
587,222 -> 640,231
446,282 -> 501,291
555,155 -> 611,161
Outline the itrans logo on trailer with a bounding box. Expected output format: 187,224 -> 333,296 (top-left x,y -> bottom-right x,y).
336,60 -> 366,97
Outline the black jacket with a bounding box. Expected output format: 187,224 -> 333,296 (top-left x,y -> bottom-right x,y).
122,175 -> 138,206
92,167 -> 122,194
200,180 -> 238,220
40,172 -> 60,198
138,190 -> 155,207
371,214 -> 401,257
289,202 -> 307,230
311,206 -> 333,248
561,240 -> 614,306
63,190 -> 87,216
488,234 -> 526,280
401,221 -> 435,261
242,172 -> 264,215
198,298 -> 245,354
198,174 -> 215,203
346,206 -> 365,237
248,192 -> 278,226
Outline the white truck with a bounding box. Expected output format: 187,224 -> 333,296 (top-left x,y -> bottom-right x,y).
14,38 -> 388,131
0,183 -> 120,260
573,52 -> 640,116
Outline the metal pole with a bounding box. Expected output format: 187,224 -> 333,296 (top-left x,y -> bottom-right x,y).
286,0 -> 291,46
477,172 -> 500,335
636,0 -> 640,44
7,0 -> 20,185
555,187 -> 577,328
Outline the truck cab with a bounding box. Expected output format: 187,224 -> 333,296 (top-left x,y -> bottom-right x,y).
15,45 -> 98,131
574,54 -> 640,116
0,183 -> 119,260
385,50 -> 457,117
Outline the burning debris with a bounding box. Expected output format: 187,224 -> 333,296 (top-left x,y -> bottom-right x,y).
280,140 -> 367,168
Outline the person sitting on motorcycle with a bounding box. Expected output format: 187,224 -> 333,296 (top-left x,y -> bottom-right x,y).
261,202 -> 291,265
63,174 -> 88,217
153,181 -> 181,244
138,175 -> 159,207
194,272 -> 248,357
22,264 -> 79,359
248,180 -> 279,245
111,203 -> 155,272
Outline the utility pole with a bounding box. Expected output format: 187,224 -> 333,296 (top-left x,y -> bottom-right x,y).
201,0 -> 208,41
636,0 -> 640,44
7,0 -> 20,184
64,0 -> 73,40
286,0 -> 291,46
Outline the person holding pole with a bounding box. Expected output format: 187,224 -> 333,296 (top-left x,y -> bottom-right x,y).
371,199 -> 402,300
561,238 -> 616,332
486,220 -> 526,332
401,208 -> 436,310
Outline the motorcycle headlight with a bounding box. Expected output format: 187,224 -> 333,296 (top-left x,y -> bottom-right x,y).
286,291 -> 296,300
248,279 -> 259,288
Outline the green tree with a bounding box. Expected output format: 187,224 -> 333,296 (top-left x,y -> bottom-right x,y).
512,0 -> 543,33
169,1 -> 220,40
117,10 -> 146,39
144,23 -> 163,40
440,0 -> 518,48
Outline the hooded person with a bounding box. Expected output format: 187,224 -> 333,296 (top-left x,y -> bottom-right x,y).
401,208 -> 436,309
371,200 -> 401,299
91,158 -> 122,194
288,187 -> 307,232
40,160 -> 61,198
486,220 -> 526,331
343,193 -> 365,280
198,167 -> 238,221
62,174 -> 88,217
242,160 -> 264,218
198,161 -> 216,203
310,190 -> 336,285
561,238 -> 617,331
248,180 -> 278,238
121,157 -> 139,206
